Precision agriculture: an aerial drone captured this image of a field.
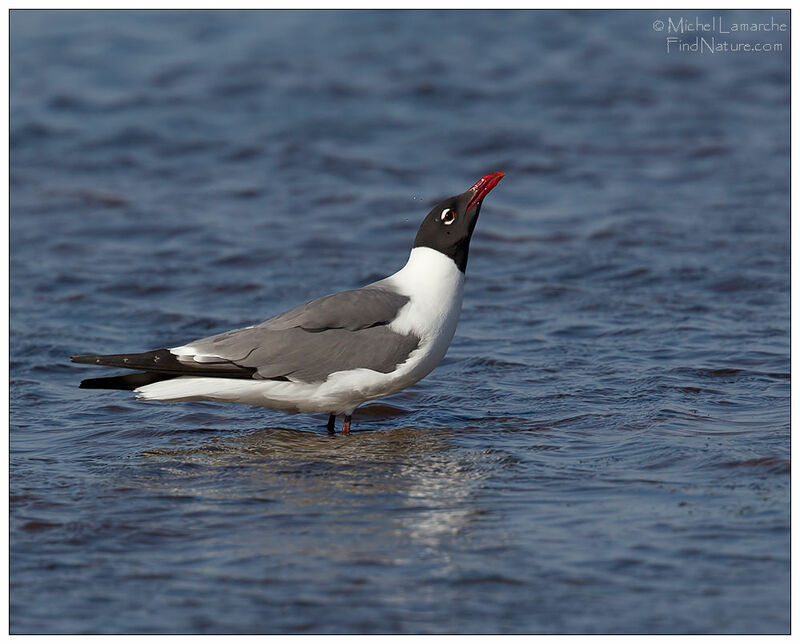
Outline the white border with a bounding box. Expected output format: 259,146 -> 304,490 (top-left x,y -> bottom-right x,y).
3,5 -> 793,640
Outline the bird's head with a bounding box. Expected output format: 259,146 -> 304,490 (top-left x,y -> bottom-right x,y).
413,172 -> 504,273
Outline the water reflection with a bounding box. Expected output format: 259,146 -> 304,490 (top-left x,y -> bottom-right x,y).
140,424 -> 489,549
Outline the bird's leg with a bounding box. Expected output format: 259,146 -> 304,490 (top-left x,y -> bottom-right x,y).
326,414 -> 336,435
342,415 -> 352,435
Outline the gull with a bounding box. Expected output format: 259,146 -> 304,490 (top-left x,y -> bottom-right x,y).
72,172 -> 504,434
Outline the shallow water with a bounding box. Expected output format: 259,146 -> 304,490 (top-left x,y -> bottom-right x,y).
10,9 -> 789,633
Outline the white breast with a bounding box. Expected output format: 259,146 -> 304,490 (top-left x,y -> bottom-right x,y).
385,246 -> 465,373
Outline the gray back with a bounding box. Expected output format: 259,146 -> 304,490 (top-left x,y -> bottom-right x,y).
184,285 -> 420,383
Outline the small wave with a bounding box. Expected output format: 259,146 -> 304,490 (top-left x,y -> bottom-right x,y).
19,520 -> 62,532
721,456 -> 789,474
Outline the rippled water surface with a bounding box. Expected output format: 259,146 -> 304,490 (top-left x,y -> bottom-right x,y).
11,10 -> 789,634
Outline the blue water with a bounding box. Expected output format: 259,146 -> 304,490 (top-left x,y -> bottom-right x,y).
11,9 -> 790,634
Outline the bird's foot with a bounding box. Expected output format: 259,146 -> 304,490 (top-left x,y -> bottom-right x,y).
342,415 -> 351,435
326,414 -> 336,435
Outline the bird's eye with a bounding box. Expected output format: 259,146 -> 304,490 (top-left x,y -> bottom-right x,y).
440,208 -> 456,225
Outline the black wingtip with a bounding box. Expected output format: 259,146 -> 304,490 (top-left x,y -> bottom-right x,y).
70,349 -> 257,378
71,355 -> 99,364
79,372 -> 178,390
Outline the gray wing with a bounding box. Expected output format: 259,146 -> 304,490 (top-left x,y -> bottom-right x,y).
173,285 -> 420,383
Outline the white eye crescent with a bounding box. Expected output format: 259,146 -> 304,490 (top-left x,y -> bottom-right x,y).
440,208 -> 456,225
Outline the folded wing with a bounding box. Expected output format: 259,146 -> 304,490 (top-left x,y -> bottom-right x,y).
74,285 -> 421,386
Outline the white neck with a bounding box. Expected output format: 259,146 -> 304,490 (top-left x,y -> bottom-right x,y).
390,246 -> 465,294
383,246 -> 465,339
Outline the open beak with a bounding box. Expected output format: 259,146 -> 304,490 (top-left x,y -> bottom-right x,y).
466,171 -> 505,212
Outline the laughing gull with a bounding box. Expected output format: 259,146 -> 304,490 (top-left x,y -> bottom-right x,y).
72,172 -> 504,434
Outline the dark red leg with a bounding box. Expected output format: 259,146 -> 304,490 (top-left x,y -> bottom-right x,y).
342,415 -> 351,435
326,414 -> 336,435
